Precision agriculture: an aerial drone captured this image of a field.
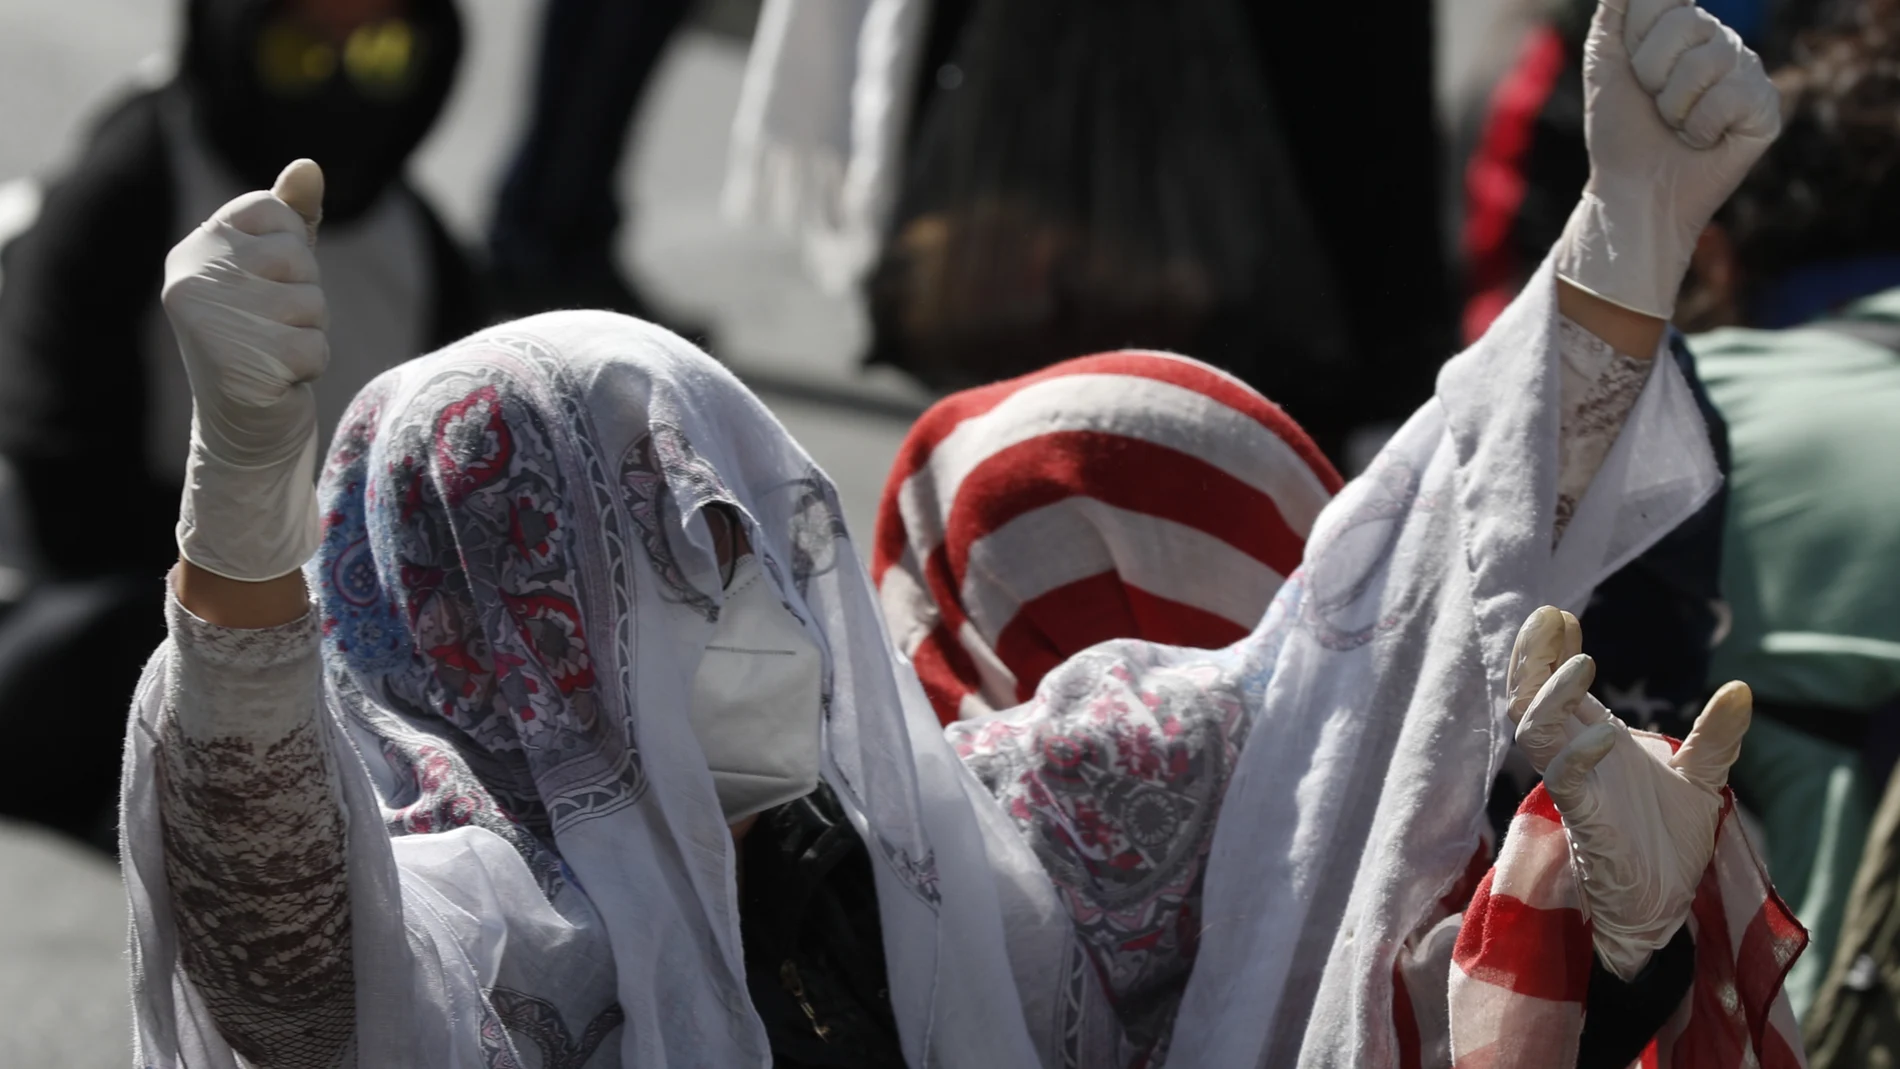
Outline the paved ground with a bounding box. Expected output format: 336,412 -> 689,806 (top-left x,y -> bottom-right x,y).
0,2 -> 1530,1061
0,820 -> 130,1065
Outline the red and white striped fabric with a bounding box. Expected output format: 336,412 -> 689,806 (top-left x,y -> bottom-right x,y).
873,350 -> 1342,724
1450,738 -> 1808,1069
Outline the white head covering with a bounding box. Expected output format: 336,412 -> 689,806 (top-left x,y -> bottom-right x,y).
125,312 -> 1063,1067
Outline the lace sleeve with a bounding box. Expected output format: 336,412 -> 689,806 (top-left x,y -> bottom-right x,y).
1553,316 -> 1656,544
156,578 -> 354,1068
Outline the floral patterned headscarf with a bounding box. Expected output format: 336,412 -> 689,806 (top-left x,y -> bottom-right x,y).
302,311 -> 1050,1067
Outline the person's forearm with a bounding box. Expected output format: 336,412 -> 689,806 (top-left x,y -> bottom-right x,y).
169,158 -> 329,609
175,559 -> 311,629
157,575 -> 354,1067
1550,297 -> 1660,544
1556,278 -> 1665,361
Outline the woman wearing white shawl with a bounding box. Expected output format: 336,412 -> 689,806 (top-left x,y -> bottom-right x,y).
126,1 -> 1799,1066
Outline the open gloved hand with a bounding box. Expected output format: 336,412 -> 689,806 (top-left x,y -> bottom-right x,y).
165,159 -> 328,582
1554,0 -> 1781,318
1505,605 -> 1753,980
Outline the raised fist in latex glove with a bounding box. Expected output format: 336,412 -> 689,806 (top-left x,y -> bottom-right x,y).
1505,606 -> 1752,980
1554,0 -> 1781,318
165,159 -> 327,581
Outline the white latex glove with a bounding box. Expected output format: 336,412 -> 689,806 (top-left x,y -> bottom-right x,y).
1554,0 -> 1781,318
165,159 -> 328,581
1505,605 -> 1753,980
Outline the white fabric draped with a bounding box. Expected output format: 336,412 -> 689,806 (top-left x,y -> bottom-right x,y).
1168,261 -> 1718,1067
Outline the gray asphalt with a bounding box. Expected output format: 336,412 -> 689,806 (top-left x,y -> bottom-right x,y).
0,2 -> 1526,1061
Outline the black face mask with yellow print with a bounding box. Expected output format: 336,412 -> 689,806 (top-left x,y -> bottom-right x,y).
182,0 -> 463,226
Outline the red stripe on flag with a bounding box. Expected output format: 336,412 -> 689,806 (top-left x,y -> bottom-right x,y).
1394,957 -> 1423,1069
1517,785 -> 1563,827
910,623 -> 981,726
872,496 -> 912,586
1442,839 -> 1496,915
1758,1018 -> 1804,1069
1670,869 -> 1747,1068
992,575 -> 1251,702
920,539 -> 974,644
874,471 -> 928,589
1462,24 -> 1570,342
1126,585 -> 1251,650
1454,870 -> 1593,1003
1736,886 -> 1807,1055
945,432 -> 1307,588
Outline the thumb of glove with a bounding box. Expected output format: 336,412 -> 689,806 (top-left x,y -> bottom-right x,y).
271,159 -> 324,246
1596,0 -> 1631,43
1669,680 -> 1752,793
1508,606 -> 1570,723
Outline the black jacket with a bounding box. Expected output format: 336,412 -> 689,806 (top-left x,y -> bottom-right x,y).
741,785 -> 907,1068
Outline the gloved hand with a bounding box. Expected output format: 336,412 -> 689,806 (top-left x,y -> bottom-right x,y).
165,159 -> 328,582
1554,0 -> 1782,318
1505,605 -> 1753,980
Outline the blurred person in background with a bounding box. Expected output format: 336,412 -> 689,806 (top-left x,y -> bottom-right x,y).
0,0 -> 481,849
485,0 -> 701,327
1666,0 -> 1900,1042
727,0 -> 1453,466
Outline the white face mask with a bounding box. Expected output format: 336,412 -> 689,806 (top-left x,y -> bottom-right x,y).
688,553 -> 825,823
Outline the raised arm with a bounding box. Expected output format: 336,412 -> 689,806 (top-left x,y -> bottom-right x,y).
169,158 -> 328,627
153,160 -> 355,1067
1555,283 -> 1664,366
1522,0 -> 1778,979
1550,0 -> 1779,343
1541,0 -> 1780,516
1437,1 -> 1783,1060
